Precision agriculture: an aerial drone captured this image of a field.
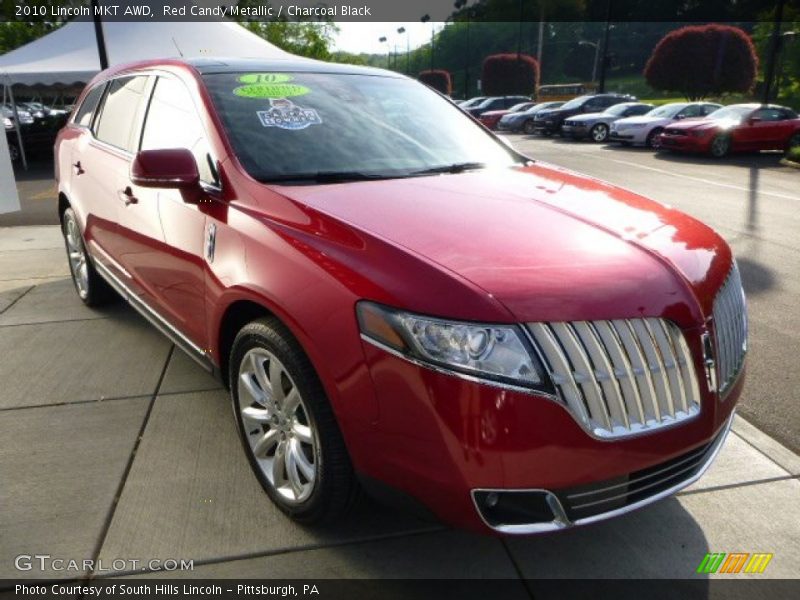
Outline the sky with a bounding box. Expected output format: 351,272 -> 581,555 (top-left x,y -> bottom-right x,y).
332,22 -> 445,56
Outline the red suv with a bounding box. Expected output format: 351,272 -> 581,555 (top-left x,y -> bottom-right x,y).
56,58 -> 746,534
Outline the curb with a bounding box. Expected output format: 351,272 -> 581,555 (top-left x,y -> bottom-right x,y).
732,416 -> 800,474
779,158 -> 800,170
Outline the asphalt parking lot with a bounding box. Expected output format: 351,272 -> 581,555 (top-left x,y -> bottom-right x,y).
1,147 -> 799,585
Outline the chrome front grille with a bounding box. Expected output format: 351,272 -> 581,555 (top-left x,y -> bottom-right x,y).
712,264 -> 747,394
527,319 -> 701,439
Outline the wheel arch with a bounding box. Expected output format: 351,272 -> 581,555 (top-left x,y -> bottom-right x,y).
58,192 -> 70,223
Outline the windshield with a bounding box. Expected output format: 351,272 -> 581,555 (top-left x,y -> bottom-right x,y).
509,102 -> 533,113
707,105 -> 752,121
645,103 -> 688,118
461,97 -> 485,108
204,72 -> 521,183
559,95 -> 591,110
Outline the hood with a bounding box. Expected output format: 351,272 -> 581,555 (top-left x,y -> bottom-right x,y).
666,118 -> 721,132
481,110 -> 509,118
615,115 -> 667,126
569,112 -> 607,122
272,165 -> 730,325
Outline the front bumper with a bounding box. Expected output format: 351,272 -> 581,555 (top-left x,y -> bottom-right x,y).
357,337 -> 742,535
562,124 -> 589,138
659,134 -> 708,152
532,120 -> 559,134
472,411 -> 734,533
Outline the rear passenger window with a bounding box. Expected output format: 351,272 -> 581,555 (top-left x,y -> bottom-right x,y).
74,84 -> 105,127
94,76 -> 149,152
141,76 -> 217,184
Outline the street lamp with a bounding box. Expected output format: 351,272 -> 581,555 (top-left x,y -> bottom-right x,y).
397,26 -> 409,75
421,14 -> 434,71
579,40 -> 601,84
378,36 -> 390,70
776,30 -> 798,101
454,1 -> 472,97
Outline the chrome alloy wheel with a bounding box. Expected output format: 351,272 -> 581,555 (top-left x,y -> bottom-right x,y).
237,348 -> 317,504
64,215 -> 89,299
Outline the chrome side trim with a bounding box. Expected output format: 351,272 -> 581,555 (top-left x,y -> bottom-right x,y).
94,260 -> 213,372
471,411 -> 735,535
359,333 -> 559,401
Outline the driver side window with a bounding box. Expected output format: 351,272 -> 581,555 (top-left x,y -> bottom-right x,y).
678,105 -> 703,119
140,76 -> 218,185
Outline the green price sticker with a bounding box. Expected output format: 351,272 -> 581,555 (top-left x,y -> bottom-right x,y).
233,83 -> 311,99
237,73 -> 294,84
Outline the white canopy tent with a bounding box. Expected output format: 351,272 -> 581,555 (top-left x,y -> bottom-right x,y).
0,18 -> 289,168
0,19 -> 289,87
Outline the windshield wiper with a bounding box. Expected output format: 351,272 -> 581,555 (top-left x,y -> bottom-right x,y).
408,161 -> 489,176
259,171 -> 398,184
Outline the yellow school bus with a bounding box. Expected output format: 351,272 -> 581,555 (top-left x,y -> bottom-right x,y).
536,83 -> 598,101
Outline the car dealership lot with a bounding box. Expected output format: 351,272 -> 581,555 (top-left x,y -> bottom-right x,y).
1,163 -> 799,582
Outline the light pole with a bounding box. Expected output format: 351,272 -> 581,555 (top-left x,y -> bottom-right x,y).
421,14 -> 433,71
579,40 -> 601,84
776,30 -> 798,101
454,1 -> 473,97
397,26 -> 409,75
763,0 -> 787,104
378,36 -> 390,70
598,0 -> 613,94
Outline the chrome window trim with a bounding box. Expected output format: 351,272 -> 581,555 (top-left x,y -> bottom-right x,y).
471,410 -> 734,535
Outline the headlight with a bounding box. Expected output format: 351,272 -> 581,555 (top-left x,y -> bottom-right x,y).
357,301 -> 547,390
3,117 -> 12,129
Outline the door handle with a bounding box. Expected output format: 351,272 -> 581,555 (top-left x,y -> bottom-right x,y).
119,186 -> 138,206
72,161 -> 84,175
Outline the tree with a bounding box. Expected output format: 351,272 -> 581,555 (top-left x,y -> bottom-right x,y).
239,21 -> 338,61
481,53 -> 539,96
418,70 -> 453,95
644,24 -> 759,100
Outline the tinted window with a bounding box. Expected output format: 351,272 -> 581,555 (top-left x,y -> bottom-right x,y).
141,76 -> 216,184
203,72 -> 518,182
75,84 -> 105,127
94,76 -> 149,152
702,104 -> 721,115
753,108 -> 784,122
677,104 -> 705,119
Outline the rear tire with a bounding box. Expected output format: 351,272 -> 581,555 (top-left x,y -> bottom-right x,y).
590,123 -> 609,143
61,207 -> 116,307
646,128 -> 664,149
710,134 -> 731,158
230,317 -> 359,524
522,119 -> 536,135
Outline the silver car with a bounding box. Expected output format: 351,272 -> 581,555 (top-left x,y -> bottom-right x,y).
497,101 -> 564,133
610,102 -> 722,148
561,102 -> 654,142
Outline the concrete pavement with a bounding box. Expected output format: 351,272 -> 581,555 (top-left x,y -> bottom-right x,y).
0,225 -> 798,584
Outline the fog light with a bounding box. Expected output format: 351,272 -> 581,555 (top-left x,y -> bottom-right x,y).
485,492 -> 499,508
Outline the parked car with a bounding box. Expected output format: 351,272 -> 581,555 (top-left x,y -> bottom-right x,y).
56,58 -> 745,535
610,102 -> 722,148
659,103 -> 800,157
478,102 -> 536,130
458,96 -> 487,109
1,105 -> 35,127
561,102 -> 654,142
18,101 -> 69,121
497,101 -> 565,133
465,95 -> 531,118
532,93 -> 634,135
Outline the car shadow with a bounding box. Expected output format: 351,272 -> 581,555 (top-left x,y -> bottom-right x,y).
651,149 -> 786,170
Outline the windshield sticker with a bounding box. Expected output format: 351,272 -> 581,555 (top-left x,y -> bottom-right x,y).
237,73 -> 294,84
234,83 -> 310,99
257,98 -> 322,130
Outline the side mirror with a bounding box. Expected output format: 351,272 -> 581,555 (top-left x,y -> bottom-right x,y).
131,148 -> 200,189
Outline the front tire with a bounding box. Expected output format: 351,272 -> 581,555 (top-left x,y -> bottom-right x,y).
590,123 -> 609,143
61,207 -> 115,306
230,318 -> 358,524
646,128 -> 664,149
710,134 -> 731,158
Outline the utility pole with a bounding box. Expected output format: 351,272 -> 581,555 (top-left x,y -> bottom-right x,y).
91,0 -> 109,69
762,0 -> 786,104
598,0 -> 613,93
